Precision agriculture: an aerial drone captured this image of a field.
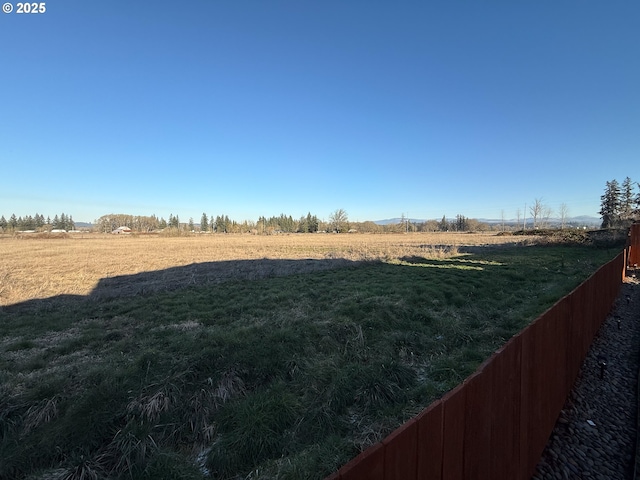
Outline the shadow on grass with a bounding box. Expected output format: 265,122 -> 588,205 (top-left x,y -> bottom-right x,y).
1,257 -> 356,313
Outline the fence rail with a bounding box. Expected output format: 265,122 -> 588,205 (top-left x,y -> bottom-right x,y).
326,246 -> 629,480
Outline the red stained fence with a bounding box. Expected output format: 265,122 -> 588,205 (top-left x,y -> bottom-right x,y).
326,249 -> 628,480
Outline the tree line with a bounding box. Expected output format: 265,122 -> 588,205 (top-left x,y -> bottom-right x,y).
0,212 -> 75,232
599,177 -> 640,228
92,210 -> 498,234
92,212 -> 323,234
0,209 -> 547,235
11,190 -> 633,236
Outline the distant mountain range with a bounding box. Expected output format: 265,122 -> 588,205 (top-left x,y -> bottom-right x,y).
477,215 -> 601,226
374,218 -> 425,225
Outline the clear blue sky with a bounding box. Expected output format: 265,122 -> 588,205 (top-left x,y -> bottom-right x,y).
1,1 -> 638,223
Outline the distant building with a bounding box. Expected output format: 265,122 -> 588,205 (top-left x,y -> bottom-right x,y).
112,226 -> 132,234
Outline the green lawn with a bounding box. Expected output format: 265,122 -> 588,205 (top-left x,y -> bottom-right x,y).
0,244 -> 621,479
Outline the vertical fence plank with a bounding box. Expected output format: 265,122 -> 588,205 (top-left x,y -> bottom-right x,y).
383,418 -> 418,480
519,324 -> 531,480
519,319 -> 549,479
463,365 -> 492,480
416,400 -> 443,480
592,266 -> 608,328
563,290 -> 579,404
581,276 -> 594,355
490,335 -> 521,480
572,282 -> 589,369
441,385 -> 466,480
550,296 -> 571,414
339,443 -> 385,480
536,306 -> 567,451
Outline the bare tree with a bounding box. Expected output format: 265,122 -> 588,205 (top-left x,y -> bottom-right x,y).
329,209 -> 349,233
559,203 -> 569,229
530,198 -> 544,229
516,208 -> 521,229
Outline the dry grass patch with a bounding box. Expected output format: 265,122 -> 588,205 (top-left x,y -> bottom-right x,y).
0,232 -> 533,306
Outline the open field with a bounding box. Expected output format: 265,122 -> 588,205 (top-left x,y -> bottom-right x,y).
1,232 -> 535,307
0,232 -> 625,479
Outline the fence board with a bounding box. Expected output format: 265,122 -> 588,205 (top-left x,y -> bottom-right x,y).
539,303 -> 569,429
339,442 -> 384,480
416,400 -> 443,480
592,265 -> 608,325
519,320 -> 547,479
582,276 -> 596,352
463,366 -> 492,479
570,283 -> 588,369
490,335 -> 521,479
441,385 -> 466,480
383,418 -> 418,479
551,296 -> 571,408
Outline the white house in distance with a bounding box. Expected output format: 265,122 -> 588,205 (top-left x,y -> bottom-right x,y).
112,226 -> 132,234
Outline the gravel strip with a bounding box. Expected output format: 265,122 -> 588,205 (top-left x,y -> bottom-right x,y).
533,274 -> 640,480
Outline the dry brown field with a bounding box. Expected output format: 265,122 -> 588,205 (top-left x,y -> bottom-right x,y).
0,232 -> 535,307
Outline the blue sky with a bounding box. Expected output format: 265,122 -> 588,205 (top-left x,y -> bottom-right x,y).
1,1 -> 638,223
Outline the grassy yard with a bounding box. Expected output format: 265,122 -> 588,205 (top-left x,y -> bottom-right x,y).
0,234 -> 623,479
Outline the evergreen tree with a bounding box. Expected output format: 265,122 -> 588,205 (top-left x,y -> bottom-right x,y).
53,214 -> 60,229
307,213 -> 319,233
0,215 -> 6,230
298,215 -> 308,233
456,214 -> 468,232
200,213 -> 209,232
621,177 -> 634,221
10,214 -> 18,229
188,217 -> 195,232
46,216 -> 51,226
68,215 -> 75,231
216,215 -> 229,233
599,179 -> 621,228
24,215 -> 35,230
438,215 -> 448,232
168,214 -> 179,229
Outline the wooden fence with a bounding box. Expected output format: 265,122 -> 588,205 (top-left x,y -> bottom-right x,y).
326,249 -> 628,480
